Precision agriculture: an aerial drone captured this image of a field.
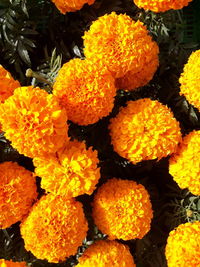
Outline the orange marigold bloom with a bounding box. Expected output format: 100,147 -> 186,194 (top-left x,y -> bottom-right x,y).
179,50 -> 200,111
0,162 -> 37,229
0,86 -> 69,158
76,240 -> 136,267
0,259 -> 27,267
51,0 -> 95,14
109,99 -> 182,164
169,131 -> 200,195
0,65 -> 20,104
165,221 -> 200,267
83,12 -> 159,79
134,0 -> 192,12
53,58 -> 116,125
92,178 -> 153,240
20,194 -> 88,263
33,140 -> 100,197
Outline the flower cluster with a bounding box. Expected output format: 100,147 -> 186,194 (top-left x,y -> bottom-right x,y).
165,221 -> 200,267
53,58 -> 116,125
133,0 -> 192,12
179,50 -> 200,111
20,194 -> 88,263
51,0 -> 95,14
0,86 -> 69,158
169,131 -> 200,195
33,140 -> 100,198
92,178 -> 153,240
0,162 -> 37,229
0,259 -> 27,267
76,240 -> 136,267
109,99 -> 182,164
83,12 -> 159,83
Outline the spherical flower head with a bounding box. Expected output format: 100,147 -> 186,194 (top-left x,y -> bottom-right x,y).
20,194 -> 88,263
179,50 -> 200,111
169,131 -> 200,195
0,65 -> 20,104
92,178 -> 153,240
53,58 -> 116,125
165,221 -> 200,267
83,12 -> 159,79
133,0 -> 192,12
51,0 -> 95,14
76,240 -> 136,267
0,259 -> 27,267
0,86 -> 69,158
0,162 -> 37,229
109,99 -> 182,164
33,140 -> 100,197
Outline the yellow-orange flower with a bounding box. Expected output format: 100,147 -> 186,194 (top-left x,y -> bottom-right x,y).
0,259 -> 27,267
179,50 -> 200,111
134,0 -> 192,12
20,194 -> 88,263
33,140 -> 100,197
165,221 -> 200,267
83,12 -> 159,79
76,240 -> 136,267
0,162 -> 37,229
53,58 -> 116,125
51,0 -> 95,14
0,86 -> 69,158
169,131 -> 200,195
0,65 -> 20,104
109,99 -> 182,164
92,178 -> 153,240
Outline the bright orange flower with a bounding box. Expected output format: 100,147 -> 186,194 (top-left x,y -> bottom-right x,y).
51,0 -> 95,14
0,259 -> 27,267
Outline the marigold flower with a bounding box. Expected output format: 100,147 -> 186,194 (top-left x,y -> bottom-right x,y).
0,162 -> 37,229
169,131 -> 200,195
165,221 -> 200,267
20,194 -> 88,263
53,58 -> 116,125
51,0 -> 95,14
133,0 -> 192,12
0,86 -> 69,158
0,259 -> 27,267
109,99 -> 182,164
179,50 -> 200,111
92,178 -> 153,240
33,140 -> 100,197
83,12 -> 159,79
76,240 -> 136,267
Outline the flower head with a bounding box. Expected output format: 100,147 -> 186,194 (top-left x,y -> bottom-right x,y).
169,131 -> 200,195
53,58 -> 116,125
76,240 -> 136,267
51,0 -> 95,14
0,86 -> 68,158
0,162 -> 37,229
92,178 -> 153,240
33,140 -> 100,198
133,0 -> 192,12
179,50 -> 200,111
0,259 -> 27,267
20,194 -> 88,263
83,12 -> 159,78
165,221 -> 200,267
109,99 -> 182,164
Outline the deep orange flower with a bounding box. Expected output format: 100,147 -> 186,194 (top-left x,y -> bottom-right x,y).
169,131 -> 200,195
92,178 -> 153,240
83,12 -> 159,79
20,194 -> 88,263
53,58 -> 116,125
33,140 -> 100,198
165,221 -> 200,267
109,99 -> 182,164
179,50 -> 200,111
0,86 -> 69,158
51,0 -> 95,14
0,259 -> 27,267
76,240 -> 136,267
134,0 -> 192,12
0,162 -> 37,229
